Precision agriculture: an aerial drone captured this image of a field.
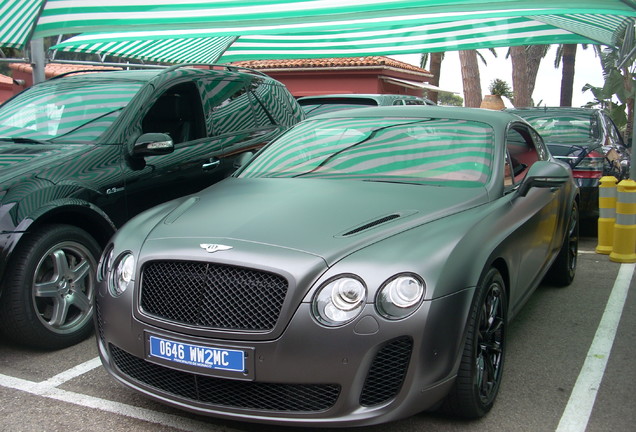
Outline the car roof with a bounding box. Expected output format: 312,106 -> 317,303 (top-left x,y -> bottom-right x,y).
507,107 -> 598,115
299,93 -> 424,102
309,105 -> 525,128
44,66 -> 273,85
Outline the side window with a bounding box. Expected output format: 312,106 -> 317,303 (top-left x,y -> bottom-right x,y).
248,79 -> 276,127
505,126 -> 541,185
200,79 -> 257,136
141,82 -> 205,144
252,81 -> 303,127
603,113 -> 625,146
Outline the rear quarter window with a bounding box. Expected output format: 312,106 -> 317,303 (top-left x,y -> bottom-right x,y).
253,82 -> 304,127
200,78 -> 258,136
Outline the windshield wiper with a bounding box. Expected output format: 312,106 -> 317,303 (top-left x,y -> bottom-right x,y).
0,137 -> 50,144
362,179 -> 441,186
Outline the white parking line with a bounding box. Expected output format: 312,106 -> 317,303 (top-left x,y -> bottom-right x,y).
0,256 -> 631,431
40,356 -> 102,387
556,262 -> 635,432
0,363 -> 213,432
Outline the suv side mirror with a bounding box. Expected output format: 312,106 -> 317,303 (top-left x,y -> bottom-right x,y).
133,133 -> 174,157
518,160 -> 570,197
233,151 -> 255,169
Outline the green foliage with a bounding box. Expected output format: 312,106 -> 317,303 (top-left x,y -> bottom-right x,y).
582,42 -> 635,136
488,78 -> 513,99
439,93 -> 464,106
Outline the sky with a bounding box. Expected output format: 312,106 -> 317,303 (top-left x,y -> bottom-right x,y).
391,45 -> 606,107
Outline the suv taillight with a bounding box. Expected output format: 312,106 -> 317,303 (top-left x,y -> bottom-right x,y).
558,150 -> 604,179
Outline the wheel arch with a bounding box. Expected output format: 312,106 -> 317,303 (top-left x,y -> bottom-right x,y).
489,257 -> 510,311
25,202 -> 116,247
0,201 -> 116,290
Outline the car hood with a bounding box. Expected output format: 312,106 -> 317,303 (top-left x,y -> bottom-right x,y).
147,178 -> 489,266
0,142 -> 91,185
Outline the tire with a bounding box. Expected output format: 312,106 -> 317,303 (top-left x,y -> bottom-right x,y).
0,224 -> 100,349
442,267 -> 507,419
545,200 -> 579,287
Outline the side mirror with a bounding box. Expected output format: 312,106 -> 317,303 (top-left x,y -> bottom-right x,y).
233,151 -> 255,169
133,133 -> 174,157
518,160 -> 570,197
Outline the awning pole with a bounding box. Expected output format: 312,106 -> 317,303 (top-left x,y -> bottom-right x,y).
30,38 -> 46,83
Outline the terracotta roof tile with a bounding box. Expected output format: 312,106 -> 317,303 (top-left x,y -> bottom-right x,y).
0,74 -> 12,85
232,56 -> 429,74
9,62 -> 121,78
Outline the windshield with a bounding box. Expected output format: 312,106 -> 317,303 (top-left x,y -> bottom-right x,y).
0,79 -> 143,143
239,117 -> 494,187
515,111 -> 600,143
299,97 -> 378,117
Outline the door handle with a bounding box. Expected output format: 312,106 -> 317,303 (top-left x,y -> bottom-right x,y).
202,158 -> 221,170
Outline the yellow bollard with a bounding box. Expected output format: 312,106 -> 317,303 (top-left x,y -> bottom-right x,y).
596,176 -> 618,254
609,179 -> 636,262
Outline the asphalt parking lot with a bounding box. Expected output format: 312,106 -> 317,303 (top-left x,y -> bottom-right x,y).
0,235 -> 634,432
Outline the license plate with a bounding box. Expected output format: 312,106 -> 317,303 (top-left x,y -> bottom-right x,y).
149,335 -> 245,372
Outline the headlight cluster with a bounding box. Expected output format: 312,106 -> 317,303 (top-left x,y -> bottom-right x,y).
376,274 -> 424,320
312,273 -> 425,326
98,245 -> 135,297
112,253 -> 135,296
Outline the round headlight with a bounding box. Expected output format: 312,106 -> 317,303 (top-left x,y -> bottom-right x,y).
110,253 -> 135,297
376,274 -> 425,320
97,245 -> 114,282
312,276 -> 366,326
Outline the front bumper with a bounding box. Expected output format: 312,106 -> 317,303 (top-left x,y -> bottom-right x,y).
95,287 -> 474,427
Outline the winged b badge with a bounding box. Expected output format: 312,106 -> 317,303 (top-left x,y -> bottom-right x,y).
200,244 -> 233,253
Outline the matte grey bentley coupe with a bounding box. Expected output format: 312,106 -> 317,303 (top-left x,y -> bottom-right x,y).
95,106 -> 579,426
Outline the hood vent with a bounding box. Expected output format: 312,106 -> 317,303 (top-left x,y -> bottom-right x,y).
342,214 -> 401,236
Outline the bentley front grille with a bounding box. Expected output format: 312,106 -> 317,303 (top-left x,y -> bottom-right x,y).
110,344 -> 341,412
140,260 -> 288,331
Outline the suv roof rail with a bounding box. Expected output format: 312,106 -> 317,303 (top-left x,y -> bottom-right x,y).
49,68 -> 125,80
45,62 -> 269,82
162,63 -> 269,77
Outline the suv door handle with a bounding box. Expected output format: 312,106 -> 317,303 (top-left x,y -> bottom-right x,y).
202,158 -> 221,170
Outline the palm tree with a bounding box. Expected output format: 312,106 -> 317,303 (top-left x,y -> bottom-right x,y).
509,45 -> 549,107
459,50 -> 482,107
556,44 -> 578,106
456,48 -> 498,107
420,52 -> 443,104
554,44 -> 595,107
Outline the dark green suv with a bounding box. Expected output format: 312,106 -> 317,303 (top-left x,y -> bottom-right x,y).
0,64 -> 304,349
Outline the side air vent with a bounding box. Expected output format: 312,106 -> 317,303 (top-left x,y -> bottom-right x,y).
341,214 -> 401,236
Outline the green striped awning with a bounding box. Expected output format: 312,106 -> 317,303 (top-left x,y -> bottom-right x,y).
0,0 -> 45,49
51,14 -> 633,64
2,1 -> 635,60
32,1 -> 636,39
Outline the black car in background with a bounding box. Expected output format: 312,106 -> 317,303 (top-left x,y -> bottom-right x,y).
507,107 -> 630,217
0,64 -> 304,349
298,93 -> 435,117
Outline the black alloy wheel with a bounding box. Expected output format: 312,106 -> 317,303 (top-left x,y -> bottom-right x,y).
545,200 -> 579,286
443,267 -> 507,419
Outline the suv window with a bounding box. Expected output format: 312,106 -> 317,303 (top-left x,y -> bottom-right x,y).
200,78 -> 258,136
602,112 -> 625,146
259,84 -> 305,124
141,82 -> 206,144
